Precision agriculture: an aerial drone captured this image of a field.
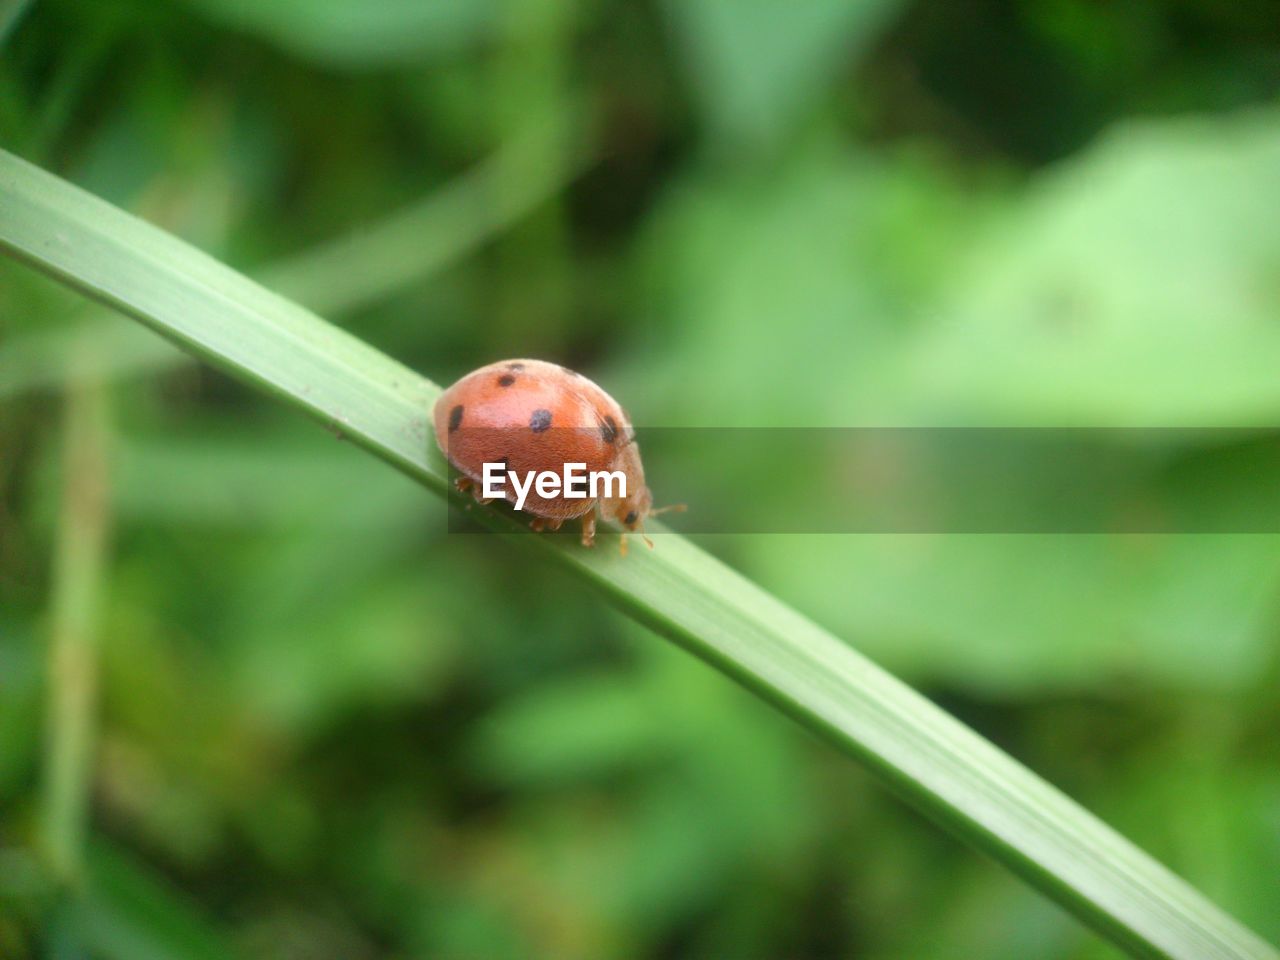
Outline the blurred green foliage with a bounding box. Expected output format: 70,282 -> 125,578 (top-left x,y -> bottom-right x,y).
2,0 -> 1279,957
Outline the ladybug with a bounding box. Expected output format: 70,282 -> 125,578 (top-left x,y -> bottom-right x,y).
433,359 -> 681,551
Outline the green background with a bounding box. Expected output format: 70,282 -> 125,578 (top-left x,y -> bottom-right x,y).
2,0 -> 1279,957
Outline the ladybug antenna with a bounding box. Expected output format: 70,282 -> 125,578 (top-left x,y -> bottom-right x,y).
650,503 -> 687,516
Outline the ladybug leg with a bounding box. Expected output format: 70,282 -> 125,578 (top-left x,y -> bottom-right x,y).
618,533 -> 628,558
454,476 -> 491,504
580,512 -> 596,548
530,517 -> 563,534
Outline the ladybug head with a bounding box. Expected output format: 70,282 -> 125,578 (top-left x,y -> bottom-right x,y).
616,485 -> 686,553
620,485 -> 653,531
604,441 -> 684,550
603,442 -> 652,532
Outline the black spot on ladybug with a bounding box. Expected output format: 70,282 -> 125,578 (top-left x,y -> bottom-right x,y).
448,405 -> 464,432
529,409 -> 552,433
624,511 -> 638,525
498,374 -> 516,387
507,362 -> 525,371
600,415 -> 619,444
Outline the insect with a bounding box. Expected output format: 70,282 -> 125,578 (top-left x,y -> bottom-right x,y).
432,359 -> 681,552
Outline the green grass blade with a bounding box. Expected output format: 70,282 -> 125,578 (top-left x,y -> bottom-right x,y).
2,147 -> 1275,960
42,351 -> 110,891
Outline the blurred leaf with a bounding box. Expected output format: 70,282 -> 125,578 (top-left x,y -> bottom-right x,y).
472,671 -> 668,785
903,109 -> 1280,426
233,571 -> 458,732
472,634 -> 817,945
180,0 -> 500,66
262,119 -> 587,317
111,430 -> 423,530
415,882 -> 536,960
626,138 -> 984,428
0,0 -> 33,48
0,316 -> 182,399
663,0 -> 903,147
750,533 -> 1280,695
75,843 -> 235,960
632,144 -> 909,425
0,622 -> 41,797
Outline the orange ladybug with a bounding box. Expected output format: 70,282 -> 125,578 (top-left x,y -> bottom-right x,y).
433,359 -> 680,551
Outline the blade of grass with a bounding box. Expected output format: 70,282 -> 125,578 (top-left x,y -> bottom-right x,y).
2,147 -> 1276,960
42,345 -> 111,890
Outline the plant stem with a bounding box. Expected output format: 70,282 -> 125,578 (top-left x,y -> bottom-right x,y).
42,351 -> 111,888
